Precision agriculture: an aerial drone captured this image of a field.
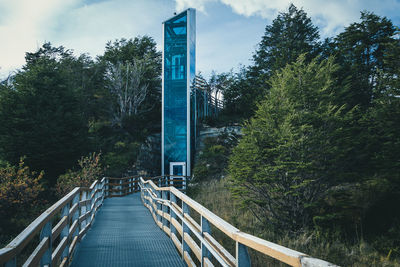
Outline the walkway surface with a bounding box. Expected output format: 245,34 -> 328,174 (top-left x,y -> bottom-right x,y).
71,193 -> 185,267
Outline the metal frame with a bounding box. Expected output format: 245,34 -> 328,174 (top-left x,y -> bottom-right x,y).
161,8 -> 195,178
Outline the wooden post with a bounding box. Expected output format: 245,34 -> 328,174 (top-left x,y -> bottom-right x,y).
236,242 -> 251,267
182,202 -> 191,259
156,190 -> 162,224
72,193 -> 80,237
105,178 -> 109,198
61,202 -> 70,259
201,216 -> 211,266
80,191 -> 87,230
162,191 -> 168,227
170,193 -> 177,236
40,221 -> 52,267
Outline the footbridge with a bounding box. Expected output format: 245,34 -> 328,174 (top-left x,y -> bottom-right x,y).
0,176 -> 336,267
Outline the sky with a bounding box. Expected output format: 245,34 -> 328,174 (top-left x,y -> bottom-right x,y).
0,0 -> 400,79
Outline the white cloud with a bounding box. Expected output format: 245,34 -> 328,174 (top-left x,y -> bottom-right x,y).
175,0 -> 400,37
0,0 -> 80,77
0,0 -> 171,78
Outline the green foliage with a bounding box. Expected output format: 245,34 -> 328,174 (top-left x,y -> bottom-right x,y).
229,55 -> 346,232
0,159 -> 45,245
222,4 -> 321,121
193,132 -> 238,182
251,4 -> 321,81
55,152 -> 103,197
0,43 -> 90,184
334,12 -> 399,108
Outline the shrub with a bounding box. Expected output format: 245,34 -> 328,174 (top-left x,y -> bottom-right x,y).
55,152 -> 103,197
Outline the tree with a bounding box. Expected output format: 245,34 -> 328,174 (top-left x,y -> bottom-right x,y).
101,36 -> 162,129
334,12 -> 398,108
106,59 -> 150,126
0,43 -> 89,184
250,4 -> 321,84
229,55 -> 346,232
0,159 -> 45,244
56,152 -> 103,197
222,4 -> 322,121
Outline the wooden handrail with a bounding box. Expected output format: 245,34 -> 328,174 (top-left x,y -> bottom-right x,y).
139,178 -> 337,267
0,177 -> 107,266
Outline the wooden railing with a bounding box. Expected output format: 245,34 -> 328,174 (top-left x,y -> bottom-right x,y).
104,175 -> 189,197
0,178 -> 106,267
139,178 -> 337,267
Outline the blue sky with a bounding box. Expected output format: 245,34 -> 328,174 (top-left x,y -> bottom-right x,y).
0,0 -> 399,79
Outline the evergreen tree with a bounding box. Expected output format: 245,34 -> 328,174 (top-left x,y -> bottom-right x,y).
334,12 -> 398,108
0,43 -> 89,184
229,55 -> 345,232
250,4 -> 320,83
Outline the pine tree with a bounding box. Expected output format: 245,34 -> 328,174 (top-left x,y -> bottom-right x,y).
229,55 -> 345,232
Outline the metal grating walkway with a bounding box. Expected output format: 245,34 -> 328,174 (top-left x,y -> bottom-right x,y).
71,193 -> 185,267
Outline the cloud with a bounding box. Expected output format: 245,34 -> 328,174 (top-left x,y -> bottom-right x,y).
0,0 -> 81,77
175,0 -> 400,37
0,0 -> 172,78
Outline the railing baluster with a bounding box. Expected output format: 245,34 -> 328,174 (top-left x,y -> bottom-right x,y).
201,216 -> 211,266
182,202 -> 191,259
40,221 -> 52,267
105,178 -> 109,198
156,190 -> 162,224
162,191 -> 168,228
236,242 -> 251,267
80,191 -> 87,230
61,202 -> 70,260
72,193 -> 80,238
170,193 -> 177,236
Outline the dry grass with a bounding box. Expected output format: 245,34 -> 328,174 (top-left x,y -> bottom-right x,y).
188,178 -> 400,267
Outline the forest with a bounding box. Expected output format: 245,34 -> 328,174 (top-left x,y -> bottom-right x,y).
1,4 -> 400,266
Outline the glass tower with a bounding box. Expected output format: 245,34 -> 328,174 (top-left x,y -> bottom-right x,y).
162,9 -> 196,182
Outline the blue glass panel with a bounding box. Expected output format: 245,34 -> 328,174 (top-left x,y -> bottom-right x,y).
164,11 -> 188,175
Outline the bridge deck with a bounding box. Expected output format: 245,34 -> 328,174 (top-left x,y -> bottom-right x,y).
71,193 -> 185,267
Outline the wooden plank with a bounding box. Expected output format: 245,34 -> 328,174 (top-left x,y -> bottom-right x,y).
79,199 -> 91,207
184,251 -> 196,267
22,237 -> 49,267
59,256 -> 68,267
59,257 -> 68,267
204,232 -> 235,267
204,257 -> 214,267
171,217 -> 183,237
171,202 -> 183,215
79,211 -> 90,224
163,225 -> 171,237
69,236 -> 79,255
163,212 -> 171,222
69,203 -> 79,217
184,213 -> 201,233
236,232 -> 302,267
184,233 -> 201,261
51,236 -> 68,266
51,216 -> 68,240
68,220 -> 78,239
0,188 -> 79,264
171,233 -> 183,255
